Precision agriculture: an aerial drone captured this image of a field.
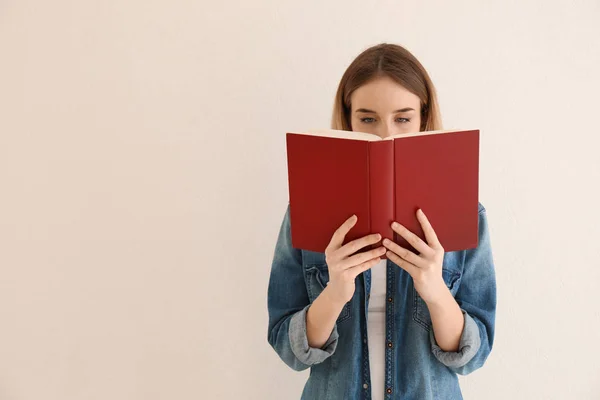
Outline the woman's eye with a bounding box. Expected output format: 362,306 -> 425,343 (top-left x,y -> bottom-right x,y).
359,117 -> 410,124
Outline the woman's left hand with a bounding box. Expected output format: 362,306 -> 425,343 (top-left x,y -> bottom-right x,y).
382,208 -> 448,305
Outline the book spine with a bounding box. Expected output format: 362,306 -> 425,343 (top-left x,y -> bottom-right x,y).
368,141 -> 395,259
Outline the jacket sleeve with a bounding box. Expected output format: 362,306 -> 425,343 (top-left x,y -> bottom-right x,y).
267,204 -> 339,371
429,203 -> 497,375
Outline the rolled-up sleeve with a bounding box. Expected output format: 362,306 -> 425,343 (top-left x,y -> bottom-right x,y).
267,203 -> 339,371
429,308 -> 481,368
430,203 -> 497,375
289,304 -> 339,365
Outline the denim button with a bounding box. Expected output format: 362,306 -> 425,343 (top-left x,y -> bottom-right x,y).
363,383 -> 368,389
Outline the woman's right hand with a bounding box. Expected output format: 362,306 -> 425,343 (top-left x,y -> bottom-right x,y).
324,214 -> 386,306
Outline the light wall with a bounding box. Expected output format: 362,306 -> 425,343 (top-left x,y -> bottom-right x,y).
1,1 -> 599,399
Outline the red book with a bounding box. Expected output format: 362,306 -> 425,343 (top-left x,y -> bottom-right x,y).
286,128 -> 480,259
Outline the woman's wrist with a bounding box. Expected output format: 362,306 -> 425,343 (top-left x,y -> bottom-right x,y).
321,285 -> 349,311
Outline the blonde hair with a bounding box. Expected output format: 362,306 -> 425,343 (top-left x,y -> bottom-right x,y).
331,43 -> 442,132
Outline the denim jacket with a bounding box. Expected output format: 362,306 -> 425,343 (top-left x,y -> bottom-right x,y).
267,202 -> 496,399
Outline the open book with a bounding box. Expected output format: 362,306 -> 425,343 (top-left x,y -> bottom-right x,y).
286,128 -> 480,257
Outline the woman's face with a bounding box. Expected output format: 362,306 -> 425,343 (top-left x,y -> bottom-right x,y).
349,75 -> 422,138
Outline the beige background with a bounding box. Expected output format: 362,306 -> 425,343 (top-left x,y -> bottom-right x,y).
1,1 -> 599,399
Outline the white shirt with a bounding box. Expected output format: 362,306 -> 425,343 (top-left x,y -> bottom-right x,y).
367,258 -> 387,400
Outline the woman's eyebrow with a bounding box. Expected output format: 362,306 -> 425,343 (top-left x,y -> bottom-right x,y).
355,107 -> 415,113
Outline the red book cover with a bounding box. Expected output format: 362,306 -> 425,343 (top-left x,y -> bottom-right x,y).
286,128 -> 479,258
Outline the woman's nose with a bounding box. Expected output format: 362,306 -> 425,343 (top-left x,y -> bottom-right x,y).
379,124 -> 393,139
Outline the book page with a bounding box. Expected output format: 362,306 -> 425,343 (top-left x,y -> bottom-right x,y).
387,128 -> 465,139
301,128 -> 382,141
300,128 -> 471,141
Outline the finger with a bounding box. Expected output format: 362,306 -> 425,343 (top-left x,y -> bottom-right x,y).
326,214 -> 358,255
416,209 -> 442,250
391,220 -> 432,257
338,233 -> 382,260
340,245 -> 386,270
386,250 -> 420,276
348,256 -> 382,280
382,239 -> 424,268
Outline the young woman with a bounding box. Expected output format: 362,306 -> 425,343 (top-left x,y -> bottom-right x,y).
267,43 -> 496,400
